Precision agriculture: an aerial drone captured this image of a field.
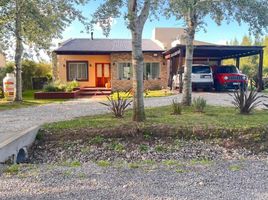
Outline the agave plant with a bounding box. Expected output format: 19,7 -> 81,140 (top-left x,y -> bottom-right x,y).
230,89 -> 264,114
100,90 -> 133,118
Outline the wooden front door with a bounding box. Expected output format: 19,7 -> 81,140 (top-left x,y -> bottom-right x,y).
96,63 -> 111,87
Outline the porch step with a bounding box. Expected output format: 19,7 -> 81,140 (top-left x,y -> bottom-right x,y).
79,87 -> 111,96
80,87 -> 111,91
80,91 -> 111,96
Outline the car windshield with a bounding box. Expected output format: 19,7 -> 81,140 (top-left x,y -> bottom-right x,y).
192,66 -> 211,74
216,66 -> 238,73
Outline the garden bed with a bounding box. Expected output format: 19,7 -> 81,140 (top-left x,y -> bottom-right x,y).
29,106 -> 268,164
34,90 -> 80,99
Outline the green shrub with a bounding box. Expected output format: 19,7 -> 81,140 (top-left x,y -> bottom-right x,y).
3,60 -> 52,90
43,80 -> 79,93
171,99 -> 182,115
0,86 -> 4,99
66,81 -> 79,92
43,82 -> 63,92
193,97 -> 207,112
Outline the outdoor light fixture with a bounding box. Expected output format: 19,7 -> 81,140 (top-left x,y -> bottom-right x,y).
63,64 -> 66,68
153,53 -> 158,57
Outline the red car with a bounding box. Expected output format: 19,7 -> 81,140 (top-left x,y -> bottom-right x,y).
212,65 -> 248,91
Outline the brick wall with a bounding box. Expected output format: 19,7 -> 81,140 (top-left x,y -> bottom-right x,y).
110,52 -> 168,91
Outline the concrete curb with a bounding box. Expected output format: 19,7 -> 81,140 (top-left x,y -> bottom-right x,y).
0,126 -> 40,163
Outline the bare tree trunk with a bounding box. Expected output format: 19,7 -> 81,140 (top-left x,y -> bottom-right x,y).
182,13 -> 196,106
132,29 -> 145,122
128,0 -> 150,122
14,0 -> 23,102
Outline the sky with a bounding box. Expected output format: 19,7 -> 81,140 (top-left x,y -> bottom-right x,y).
56,1 -> 252,47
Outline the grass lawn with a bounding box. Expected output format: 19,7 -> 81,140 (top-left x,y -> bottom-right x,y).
0,90 -> 66,111
111,89 -> 174,99
45,105 -> 268,131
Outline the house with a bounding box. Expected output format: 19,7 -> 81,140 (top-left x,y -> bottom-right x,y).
53,38 -> 167,91
53,27 -> 265,92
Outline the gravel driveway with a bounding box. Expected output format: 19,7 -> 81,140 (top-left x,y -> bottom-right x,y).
1,160 -> 268,200
1,92 -> 267,143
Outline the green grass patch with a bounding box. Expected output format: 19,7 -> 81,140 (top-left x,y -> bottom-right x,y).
89,135 -> 105,145
4,164 -> 20,175
61,160 -> 81,167
162,160 -> 181,166
228,165 -> 242,171
0,90 -> 66,111
96,160 -> 111,167
42,105 -> 268,152
139,144 -> 149,152
109,142 -> 125,152
111,89 -> 173,99
128,162 -> 140,169
44,105 -> 268,131
155,145 -> 168,152
190,158 -> 213,166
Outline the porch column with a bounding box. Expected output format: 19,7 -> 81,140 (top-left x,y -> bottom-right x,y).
236,57 -> 240,69
257,50 -> 264,92
168,58 -> 173,89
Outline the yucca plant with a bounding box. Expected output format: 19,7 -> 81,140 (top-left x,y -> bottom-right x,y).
230,88 -> 263,114
171,98 -> 182,115
100,90 -> 132,118
193,97 -> 207,113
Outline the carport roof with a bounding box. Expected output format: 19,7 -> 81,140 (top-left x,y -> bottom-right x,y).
164,44 -> 265,59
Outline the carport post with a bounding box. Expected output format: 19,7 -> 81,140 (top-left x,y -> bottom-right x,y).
236,57 -> 240,69
178,52 -> 183,93
257,50 -> 264,92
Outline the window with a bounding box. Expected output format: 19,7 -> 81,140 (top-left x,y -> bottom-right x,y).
67,62 -> 88,81
117,62 -> 160,80
216,66 -> 238,73
192,66 -> 211,74
118,63 -> 132,80
144,63 -> 160,80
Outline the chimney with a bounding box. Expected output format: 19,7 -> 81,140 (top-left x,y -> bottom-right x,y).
91,32 -> 94,40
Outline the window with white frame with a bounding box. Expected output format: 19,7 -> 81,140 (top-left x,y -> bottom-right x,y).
67,62 -> 88,81
118,63 -> 132,80
117,62 -> 160,80
144,63 -> 160,80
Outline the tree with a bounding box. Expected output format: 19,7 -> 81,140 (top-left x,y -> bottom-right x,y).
167,0 -> 268,105
0,0 -> 87,101
92,0 -> 163,122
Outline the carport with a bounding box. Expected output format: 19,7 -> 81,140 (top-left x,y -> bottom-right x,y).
164,45 -> 265,91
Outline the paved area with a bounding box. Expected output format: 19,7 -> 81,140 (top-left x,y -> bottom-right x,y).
0,92 -> 267,144
0,160 -> 268,200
